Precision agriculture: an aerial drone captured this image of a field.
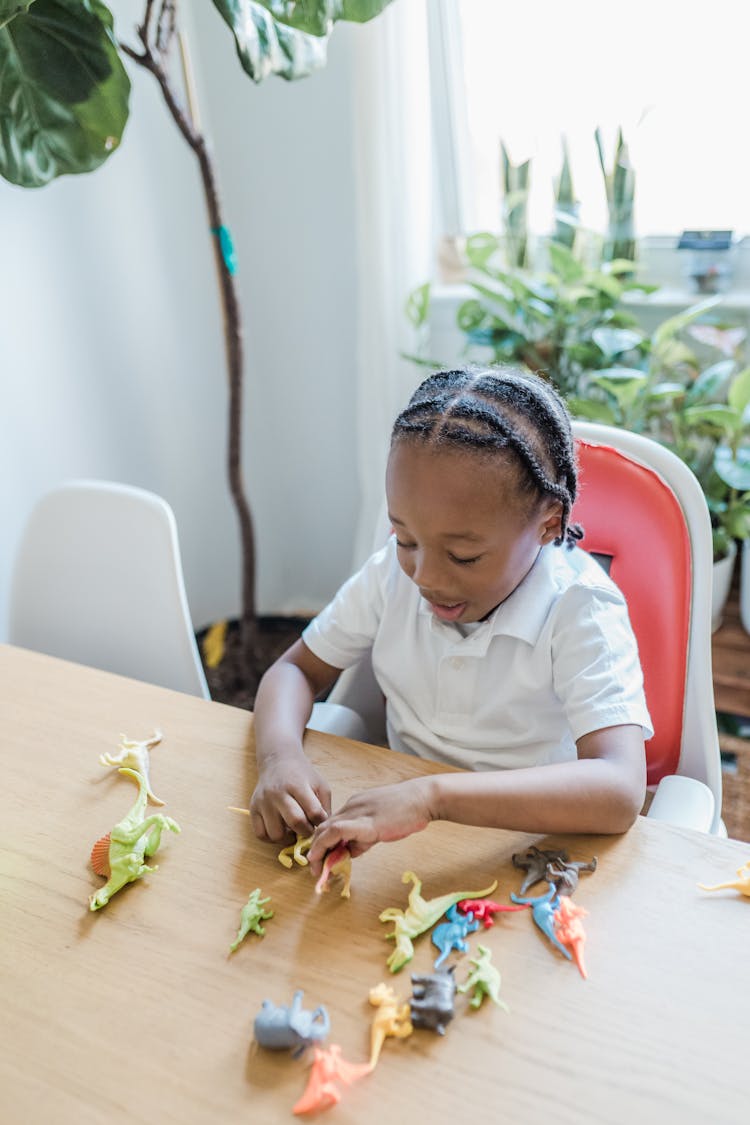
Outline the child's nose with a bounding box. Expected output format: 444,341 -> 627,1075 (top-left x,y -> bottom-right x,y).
411,550 -> 445,591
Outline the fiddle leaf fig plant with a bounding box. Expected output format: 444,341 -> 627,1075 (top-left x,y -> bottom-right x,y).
0,0 -> 395,668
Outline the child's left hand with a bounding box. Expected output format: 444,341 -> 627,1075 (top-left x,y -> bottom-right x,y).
307,778 -> 435,875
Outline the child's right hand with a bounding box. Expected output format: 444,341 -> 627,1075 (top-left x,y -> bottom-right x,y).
249,751 -> 332,843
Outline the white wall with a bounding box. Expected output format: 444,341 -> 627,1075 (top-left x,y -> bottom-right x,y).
0,1 -> 364,639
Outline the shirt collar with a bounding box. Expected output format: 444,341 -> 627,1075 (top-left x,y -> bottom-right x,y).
416,545 -> 561,652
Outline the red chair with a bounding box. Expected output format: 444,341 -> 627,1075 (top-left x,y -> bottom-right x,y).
571,422 -> 721,833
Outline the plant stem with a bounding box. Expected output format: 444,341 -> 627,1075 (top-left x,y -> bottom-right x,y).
122,2 -> 258,661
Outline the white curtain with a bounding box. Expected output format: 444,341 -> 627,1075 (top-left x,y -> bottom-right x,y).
350,0 -> 435,567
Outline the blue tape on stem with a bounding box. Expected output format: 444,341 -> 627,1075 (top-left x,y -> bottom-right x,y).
211,225 -> 237,275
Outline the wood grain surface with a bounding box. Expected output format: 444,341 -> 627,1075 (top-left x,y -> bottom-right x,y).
2,645 -> 749,1125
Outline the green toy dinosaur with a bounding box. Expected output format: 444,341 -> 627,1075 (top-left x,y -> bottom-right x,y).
89,767 -> 181,912
379,871 -> 498,972
229,888 -> 274,952
457,944 -> 509,1011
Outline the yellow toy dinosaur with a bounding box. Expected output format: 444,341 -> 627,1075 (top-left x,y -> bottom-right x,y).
379,871 -> 498,972
699,860 -> 750,898
367,983 -> 413,1067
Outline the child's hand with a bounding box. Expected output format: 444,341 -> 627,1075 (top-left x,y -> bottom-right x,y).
307,778 -> 435,874
250,754 -> 331,842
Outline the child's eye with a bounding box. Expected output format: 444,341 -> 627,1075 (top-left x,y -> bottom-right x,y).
395,539 -> 416,550
449,553 -> 481,566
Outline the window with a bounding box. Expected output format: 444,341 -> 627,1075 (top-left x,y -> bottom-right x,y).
431,1 -> 750,240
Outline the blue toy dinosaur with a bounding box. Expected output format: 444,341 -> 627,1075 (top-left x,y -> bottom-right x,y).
431,903 -> 479,968
510,882 -> 571,960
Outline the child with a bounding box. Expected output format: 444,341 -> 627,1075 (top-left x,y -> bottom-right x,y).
250,366 -> 652,873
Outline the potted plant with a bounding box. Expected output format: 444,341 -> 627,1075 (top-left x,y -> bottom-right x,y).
562,316 -> 750,630
406,237 -> 748,629
0,0 -> 394,683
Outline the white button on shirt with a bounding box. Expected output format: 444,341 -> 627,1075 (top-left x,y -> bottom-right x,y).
303,537 -> 653,773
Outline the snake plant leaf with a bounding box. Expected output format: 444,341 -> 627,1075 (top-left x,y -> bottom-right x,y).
0,0 -> 129,187
0,0 -> 35,29
714,444 -> 750,492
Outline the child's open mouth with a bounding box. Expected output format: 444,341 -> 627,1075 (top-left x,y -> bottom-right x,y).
429,600 -> 467,622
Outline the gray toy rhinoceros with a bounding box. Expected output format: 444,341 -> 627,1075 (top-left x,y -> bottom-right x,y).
253,990 -> 330,1056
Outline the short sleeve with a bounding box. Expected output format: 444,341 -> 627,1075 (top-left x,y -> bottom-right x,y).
551,585 -> 654,743
302,542 -> 391,670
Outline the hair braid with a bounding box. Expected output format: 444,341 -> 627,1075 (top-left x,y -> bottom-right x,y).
391,365 -> 584,548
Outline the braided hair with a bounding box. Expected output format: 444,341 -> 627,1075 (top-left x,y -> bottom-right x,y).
391,366 -> 584,548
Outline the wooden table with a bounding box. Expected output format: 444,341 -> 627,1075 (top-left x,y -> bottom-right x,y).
2,644 -> 749,1125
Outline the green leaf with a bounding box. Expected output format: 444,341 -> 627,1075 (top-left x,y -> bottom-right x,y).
212,0 -> 330,81
245,0 -> 394,38
649,381 -> 686,400
566,396 -> 616,424
715,445 -> 750,491
456,299 -> 486,334
728,366 -> 750,416
683,404 -> 741,434
601,258 -> 638,276
591,326 -> 644,357
686,360 -> 736,405
0,0 -> 35,29
547,241 -> 583,283
0,0 -> 130,187
405,283 -> 430,329
591,367 -> 647,408
465,231 -> 501,270
652,296 -> 721,352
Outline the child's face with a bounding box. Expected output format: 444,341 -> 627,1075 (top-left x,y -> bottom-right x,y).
386,442 -> 561,624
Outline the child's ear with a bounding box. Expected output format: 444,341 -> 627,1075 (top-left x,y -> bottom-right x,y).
539,501 -> 564,544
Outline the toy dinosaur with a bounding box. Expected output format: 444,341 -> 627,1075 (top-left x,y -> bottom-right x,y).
457,944 -> 509,1011
229,889 -> 274,952
88,767 -> 180,911
379,871 -> 498,973
314,842 -> 352,898
457,897 -> 529,928
367,982 -> 413,1068
278,834 -> 313,869
553,895 -> 588,978
254,990 -> 330,1057
699,860 -> 750,898
409,965 -> 456,1035
510,883 -> 571,960
432,903 -> 479,968
292,1044 -> 371,1114
99,729 -> 164,805
545,855 -> 597,897
512,847 -> 569,894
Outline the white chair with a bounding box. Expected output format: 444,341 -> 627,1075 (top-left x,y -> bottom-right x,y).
309,422 -> 724,834
9,480 -> 210,699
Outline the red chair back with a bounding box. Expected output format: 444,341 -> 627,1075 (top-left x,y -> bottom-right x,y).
571,439 -> 691,784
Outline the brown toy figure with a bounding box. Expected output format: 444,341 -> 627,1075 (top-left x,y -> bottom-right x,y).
545,855 -> 598,897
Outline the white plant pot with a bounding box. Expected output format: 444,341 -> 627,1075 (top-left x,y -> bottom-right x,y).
712,539 -> 737,633
741,539 -> 750,635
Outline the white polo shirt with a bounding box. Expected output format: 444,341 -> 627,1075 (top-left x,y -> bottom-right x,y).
303,537 -> 653,771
